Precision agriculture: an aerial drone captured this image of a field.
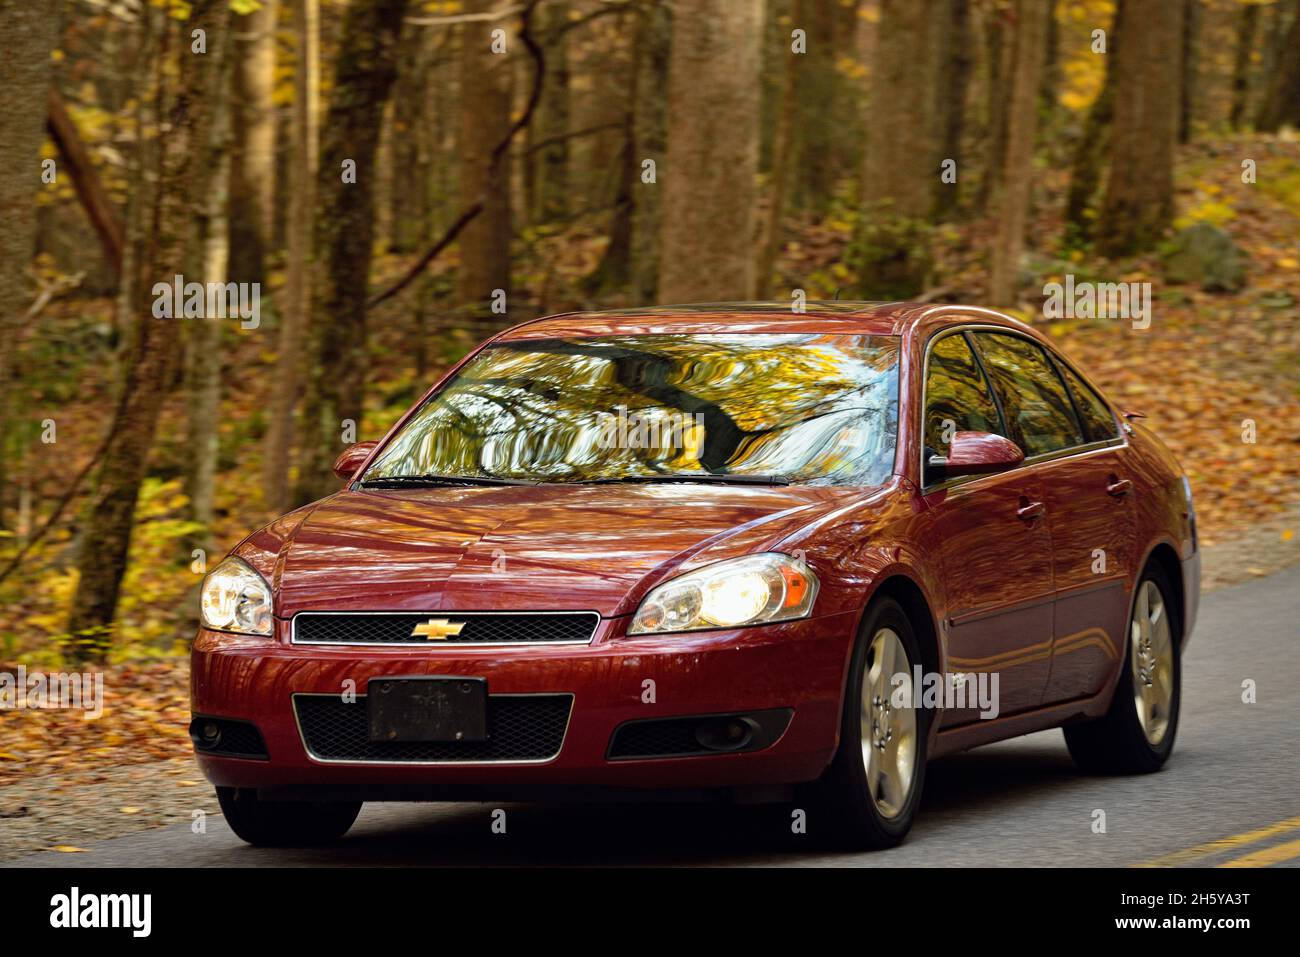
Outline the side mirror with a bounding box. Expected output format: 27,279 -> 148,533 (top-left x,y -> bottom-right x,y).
332,441 -> 378,482
928,431 -> 1024,478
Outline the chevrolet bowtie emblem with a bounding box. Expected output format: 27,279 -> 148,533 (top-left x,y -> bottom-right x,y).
410,618 -> 465,640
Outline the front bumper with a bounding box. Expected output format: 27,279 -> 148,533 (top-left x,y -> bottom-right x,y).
190,610 -> 857,796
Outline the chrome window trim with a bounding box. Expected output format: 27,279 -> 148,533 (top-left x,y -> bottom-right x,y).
291,691 -> 575,766
289,609 -> 601,647
918,323 -> 1129,494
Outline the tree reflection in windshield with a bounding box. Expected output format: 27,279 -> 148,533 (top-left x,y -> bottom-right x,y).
364,333 -> 899,485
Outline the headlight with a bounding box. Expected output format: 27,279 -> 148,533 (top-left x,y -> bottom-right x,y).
200,557 -> 273,636
628,553 -> 819,635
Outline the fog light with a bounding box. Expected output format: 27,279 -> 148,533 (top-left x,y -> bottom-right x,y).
694,716 -> 756,752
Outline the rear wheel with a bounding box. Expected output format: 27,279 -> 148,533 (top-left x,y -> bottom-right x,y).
216,787 -> 361,847
1064,563 -> 1181,774
819,597 -> 928,849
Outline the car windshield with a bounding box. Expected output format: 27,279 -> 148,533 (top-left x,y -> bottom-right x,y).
361,333 -> 900,486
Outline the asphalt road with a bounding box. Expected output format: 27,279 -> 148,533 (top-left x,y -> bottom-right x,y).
9,566 -> 1299,868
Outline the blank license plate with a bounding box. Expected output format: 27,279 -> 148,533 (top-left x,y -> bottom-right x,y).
367,677 -> 487,743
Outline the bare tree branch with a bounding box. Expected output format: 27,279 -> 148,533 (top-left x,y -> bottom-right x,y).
46,88 -> 126,276
522,119 -> 623,157
405,4 -> 523,27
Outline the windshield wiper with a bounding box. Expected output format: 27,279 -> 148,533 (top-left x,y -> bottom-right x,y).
359,474 -> 540,488
570,474 -> 790,486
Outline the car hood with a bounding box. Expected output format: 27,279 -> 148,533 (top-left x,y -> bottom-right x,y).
242,483 -> 864,618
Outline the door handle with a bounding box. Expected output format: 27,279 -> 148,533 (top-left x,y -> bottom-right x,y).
1106,477 -> 1132,499
1017,499 -> 1046,522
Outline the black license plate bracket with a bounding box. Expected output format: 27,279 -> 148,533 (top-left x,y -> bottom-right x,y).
367,677 -> 488,743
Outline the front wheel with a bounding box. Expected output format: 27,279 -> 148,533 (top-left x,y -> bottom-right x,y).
217,787 -> 361,847
1064,564 -> 1181,774
818,597 -> 929,849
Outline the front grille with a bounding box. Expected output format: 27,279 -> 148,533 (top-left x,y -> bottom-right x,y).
292,611 -> 599,646
294,693 -> 572,763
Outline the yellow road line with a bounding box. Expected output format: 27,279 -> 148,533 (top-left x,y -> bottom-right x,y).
1219,836 -> 1300,868
1133,814 -> 1300,868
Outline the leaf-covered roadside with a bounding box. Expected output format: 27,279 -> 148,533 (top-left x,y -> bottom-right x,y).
0,660 -> 190,786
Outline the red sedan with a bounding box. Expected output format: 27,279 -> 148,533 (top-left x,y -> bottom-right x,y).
192,302 -> 1199,849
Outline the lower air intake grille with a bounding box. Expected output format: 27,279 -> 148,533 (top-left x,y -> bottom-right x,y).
294,694 -> 572,763
608,719 -> 704,758
607,709 -> 794,760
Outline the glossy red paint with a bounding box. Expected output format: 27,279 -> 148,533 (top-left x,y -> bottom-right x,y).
193,302 -> 1199,800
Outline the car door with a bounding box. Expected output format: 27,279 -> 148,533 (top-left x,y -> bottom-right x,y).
968,332 -> 1133,706
1038,353 -> 1133,701
919,330 -> 1056,728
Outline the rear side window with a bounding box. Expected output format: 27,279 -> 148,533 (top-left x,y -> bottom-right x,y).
923,332 -> 1002,458
972,332 -> 1083,456
1056,360 -> 1120,443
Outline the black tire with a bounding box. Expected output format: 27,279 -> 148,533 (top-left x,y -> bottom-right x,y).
817,596 -> 930,849
1063,563 -> 1182,774
216,787 -> 361,847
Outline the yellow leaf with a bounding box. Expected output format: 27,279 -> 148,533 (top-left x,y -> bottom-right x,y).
1283,529 -> 1294,542
51,846 -> 87,853
120,806 -> 142,815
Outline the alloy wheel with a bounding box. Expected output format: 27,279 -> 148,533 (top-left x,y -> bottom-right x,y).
1130,579 -> 1175,746
860,627 -> 918,819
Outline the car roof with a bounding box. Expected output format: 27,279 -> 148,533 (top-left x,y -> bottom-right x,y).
494,301 -> 1036,341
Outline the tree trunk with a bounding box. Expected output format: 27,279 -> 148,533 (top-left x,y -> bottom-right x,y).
1257,7 -> 1300,131
455,0 -> 514,312
529,1 -> 570,224
756,0 -> 804,297
0,1 -> 58,530
1178,0 -> 1198,143
1097,0 -> 1183,258
1261,0 -> 1298,91
1064,0 -> 1123,234
1039,0 -> 1059,113
186,13 -> 234,552
988,0 -> 1049,307
586,111 -> 636,295
934,0 -> 973,219
68,1 -> 231,651
791,0 -> 839,214
630,0 -> 671,302
389,25 -> 430,253
975,4 -> 1009,214
856,0 -> 939,298
264,0 -> 319,514
374,100 -> 395,253
291,0 -> 407,507
657,0 -> 763,303
228,0 -> 278,283
1229,1 -> 1259,131
863,0 -> 941,203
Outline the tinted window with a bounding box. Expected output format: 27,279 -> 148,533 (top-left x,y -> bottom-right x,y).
363,334 -> 900,486
972,332 -> 1083,456
923,333 -> 1002,458
1056,360 -> 1119,443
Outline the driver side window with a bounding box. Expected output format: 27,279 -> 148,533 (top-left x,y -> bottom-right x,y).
923,332 -> 1003,478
